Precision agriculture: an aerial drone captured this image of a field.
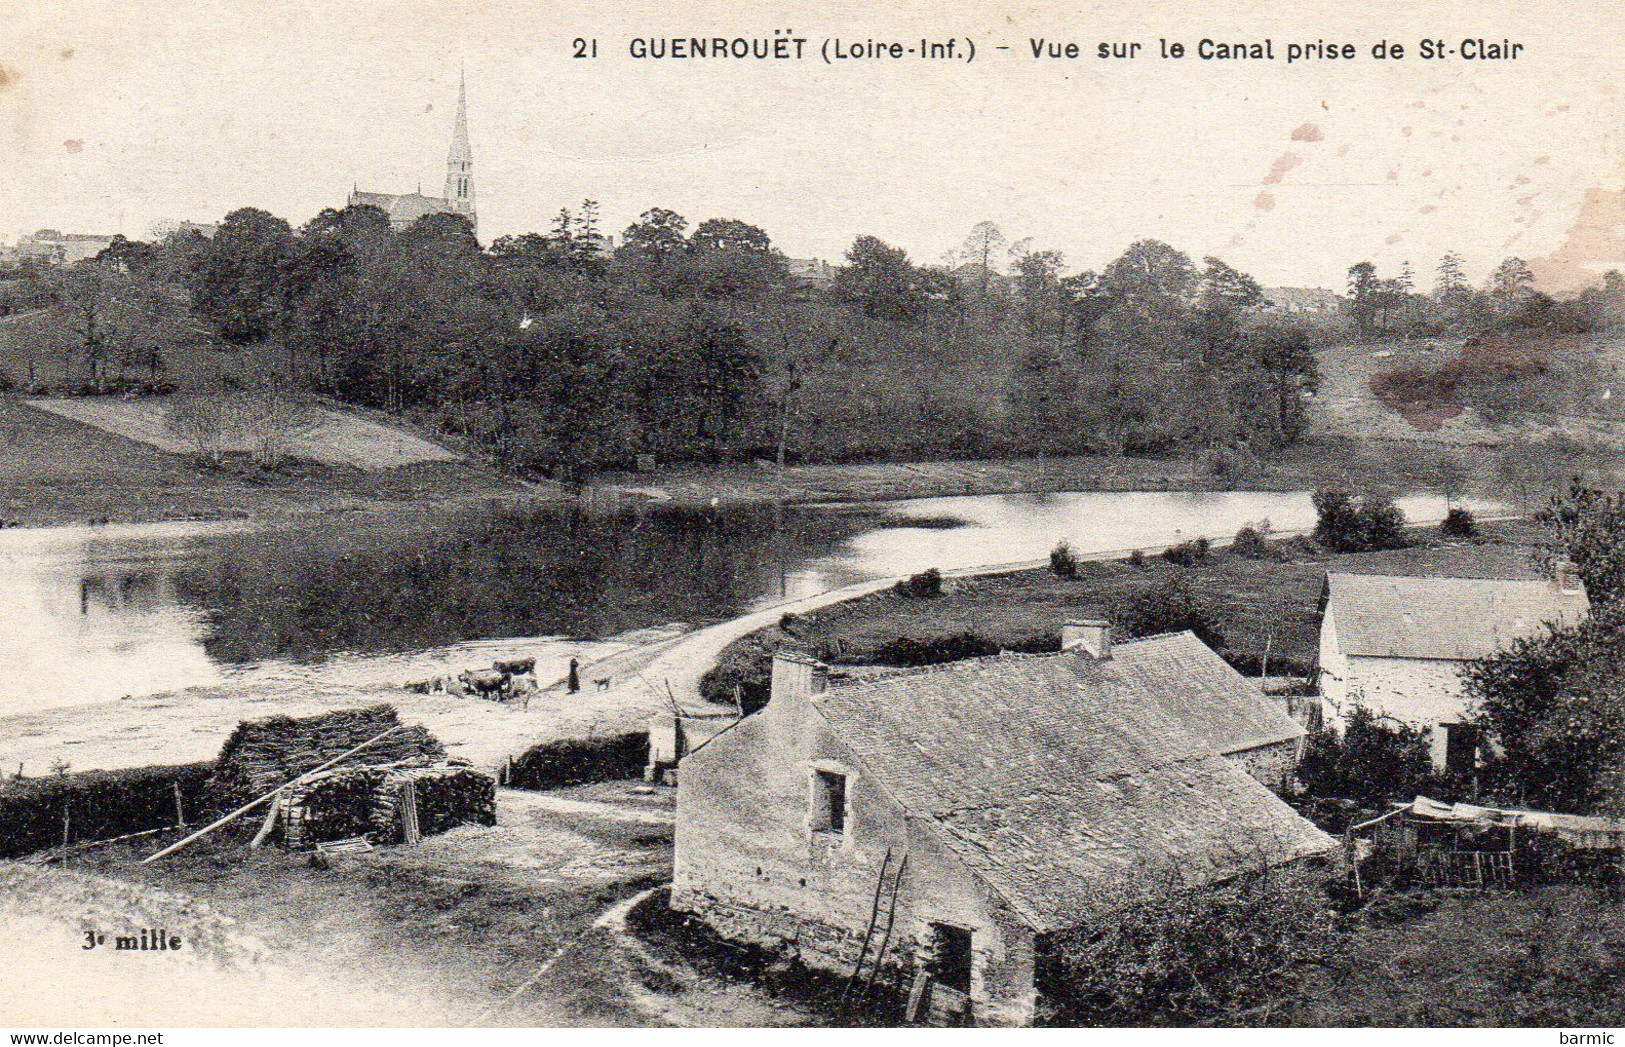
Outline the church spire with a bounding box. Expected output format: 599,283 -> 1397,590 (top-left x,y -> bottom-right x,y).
443,70 -> 475,228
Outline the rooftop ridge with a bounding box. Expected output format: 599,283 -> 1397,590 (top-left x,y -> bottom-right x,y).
821,631 -> 1198,690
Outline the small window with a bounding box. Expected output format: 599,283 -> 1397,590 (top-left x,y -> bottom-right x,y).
814,769 -> 847,834
1443,723 -> 1479,776
929,923 -> 974,993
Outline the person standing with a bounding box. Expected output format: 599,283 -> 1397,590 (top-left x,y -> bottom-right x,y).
567,657 -> 581,694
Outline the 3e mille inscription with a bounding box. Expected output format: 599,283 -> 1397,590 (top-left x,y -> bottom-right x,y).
83,928 -> 184,952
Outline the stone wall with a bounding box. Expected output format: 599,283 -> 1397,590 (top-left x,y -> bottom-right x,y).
1227,738 -> 1303,794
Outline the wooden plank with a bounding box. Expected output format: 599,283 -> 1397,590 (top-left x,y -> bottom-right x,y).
905,970 -> 931,1023
400,782 -> 421,846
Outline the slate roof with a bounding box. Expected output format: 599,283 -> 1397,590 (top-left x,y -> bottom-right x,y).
1324,572 -> 1589,661
810,633 -> 1334,933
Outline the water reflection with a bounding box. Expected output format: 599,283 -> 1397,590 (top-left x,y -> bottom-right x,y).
0,490 -> 1496,714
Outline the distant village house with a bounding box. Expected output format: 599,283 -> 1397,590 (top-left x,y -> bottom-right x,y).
1317,562 -> 1589,772
671,623 -> 1333,1026
6,229 -> 117,266
1261,286 -> 1343,315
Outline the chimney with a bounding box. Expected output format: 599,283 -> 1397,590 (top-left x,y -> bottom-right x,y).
1061,620 -> 1113,661
1553,558 -> 1583,595
770,652 -> 829,706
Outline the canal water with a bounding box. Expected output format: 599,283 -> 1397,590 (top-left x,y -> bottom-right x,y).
0,490 -> 1483,714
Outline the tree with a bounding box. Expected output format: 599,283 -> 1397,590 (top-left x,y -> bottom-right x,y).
1241,322 -> 1320,446
1116,574 -> 1226,652
1432,252 -> 1483,333
1464,607 -> 1625,813
188,207 -> 294,343
834,234 -> 925,322
1312,488 -> 1407,552
1435,252 -> 1467,294
1195,255 -> 1265,362
165,393 -> 242,467
682,218 -> 787,298
619,207 -> 690,293
233,369 -> 321,468
1298,705 -> 1438,805
1347,261 -> 1379,339
1100,239 -> 1197,311
678,306 -> 764,458
1487,257 -> 1536,307
1009,240 -> 1067,339
622,207 -> 689,261
13,261 -> 198,389
1537,480 -> 1625,607
399,211 -> 481,263
957,221 -> 1007,304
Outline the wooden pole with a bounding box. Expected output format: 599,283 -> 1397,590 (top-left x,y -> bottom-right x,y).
248,796 -> 282,849
143,725 -> 407,864
173,782 -> 186,827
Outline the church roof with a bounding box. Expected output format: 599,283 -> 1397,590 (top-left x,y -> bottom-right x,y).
347,190 -> 460,229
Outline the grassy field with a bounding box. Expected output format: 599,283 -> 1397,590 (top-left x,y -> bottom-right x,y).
704,518 -> 1555,706
0,396 -> 525,526
29,396 -> 459,470
598,434 -> 1616,512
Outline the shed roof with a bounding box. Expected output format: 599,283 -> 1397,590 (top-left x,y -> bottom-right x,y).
811,633 -> 1333,932
1324,572 -> 1589,661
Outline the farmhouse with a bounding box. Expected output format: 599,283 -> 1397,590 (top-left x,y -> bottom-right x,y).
1317,563 -> 1590,772
671,623 -> 1334,1026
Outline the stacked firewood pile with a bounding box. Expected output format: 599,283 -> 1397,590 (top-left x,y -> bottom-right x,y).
279,768 -> 383,851
370,766 -> 497,845
206,704 -> 446,813
279,762 -> 496,850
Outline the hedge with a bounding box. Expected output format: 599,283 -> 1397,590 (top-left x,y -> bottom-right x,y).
505,731 -> 648,790
0,762 -> 214,860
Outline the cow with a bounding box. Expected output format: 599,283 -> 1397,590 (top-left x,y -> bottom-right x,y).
459,668 -> 508,697
493,656 -> 536,677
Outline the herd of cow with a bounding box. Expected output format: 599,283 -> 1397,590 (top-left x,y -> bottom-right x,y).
403,656 -> 539,701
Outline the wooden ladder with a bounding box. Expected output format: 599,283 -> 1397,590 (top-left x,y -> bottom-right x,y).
840,849 -> 909,1013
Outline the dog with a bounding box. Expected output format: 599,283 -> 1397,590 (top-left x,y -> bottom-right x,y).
593,677 -> 612,691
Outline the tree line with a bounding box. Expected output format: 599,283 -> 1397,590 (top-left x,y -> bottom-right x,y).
10,203 -> 1594,481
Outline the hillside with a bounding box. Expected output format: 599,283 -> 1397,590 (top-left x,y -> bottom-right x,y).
0,396 -> 525,527
1311,329 -> 1625,449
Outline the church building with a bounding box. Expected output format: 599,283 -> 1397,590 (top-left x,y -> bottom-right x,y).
349,73 -> 477,234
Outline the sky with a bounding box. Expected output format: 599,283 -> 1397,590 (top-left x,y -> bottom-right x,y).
4,0 -> 1625,292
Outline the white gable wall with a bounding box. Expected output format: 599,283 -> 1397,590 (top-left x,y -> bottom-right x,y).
1320,605 -> 1477,769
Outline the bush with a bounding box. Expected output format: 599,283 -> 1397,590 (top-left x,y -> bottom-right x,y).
1161,537 -> 1210,567
0,762 -> 214,859
505,731 -> 648,790
1127,549 -> 1146,568
1050,541 -> 1078,578
1441,506 -> 1477,538
1297,705 -> 1439,805
1117,575 -> 1225,650
894,567 -> 943,599
1312,488 -> 1409,552
1231,524 -> 1272,559
860,631 -> 1061,668
1036,863 -> 1336,1026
